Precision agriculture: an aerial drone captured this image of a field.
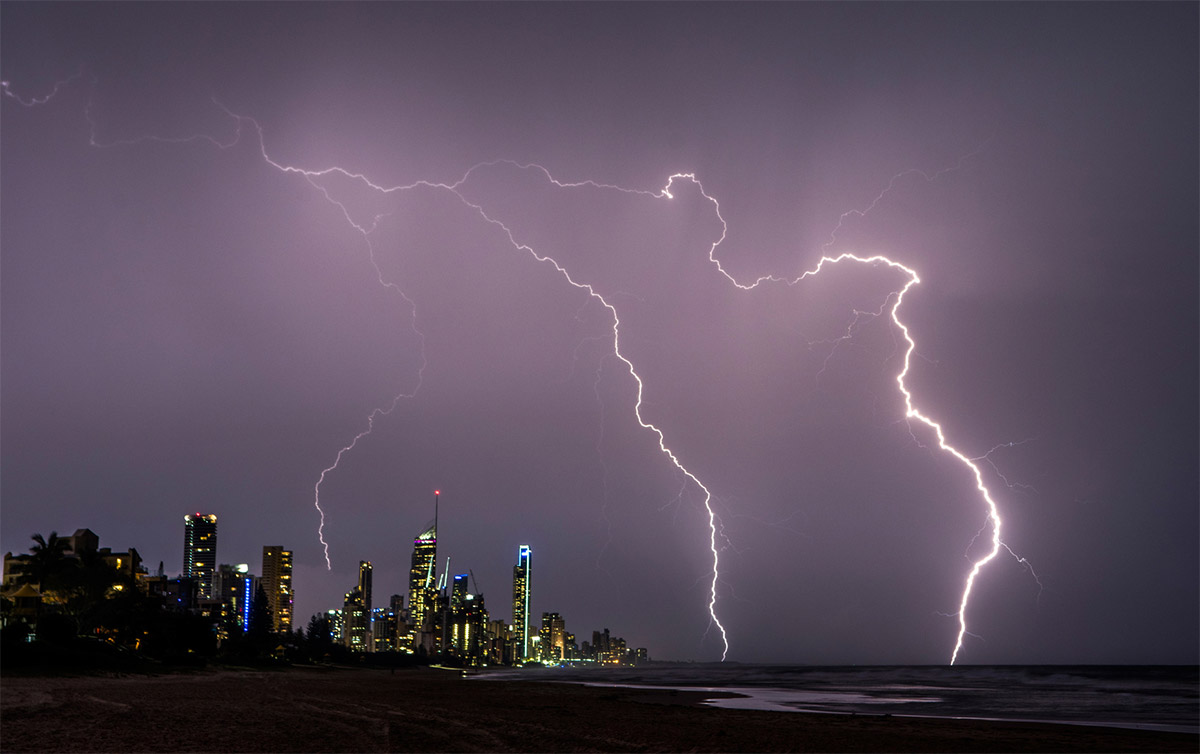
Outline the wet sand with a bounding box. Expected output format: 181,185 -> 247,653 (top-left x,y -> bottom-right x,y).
2,666 -> 1195,752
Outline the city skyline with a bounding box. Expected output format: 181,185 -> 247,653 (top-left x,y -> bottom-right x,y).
9,502 -> 585,659
2,4 -> 1196,664
4,510 -> 649,666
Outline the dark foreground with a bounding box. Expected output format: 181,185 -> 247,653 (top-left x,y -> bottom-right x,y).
2,666 -> 1195,753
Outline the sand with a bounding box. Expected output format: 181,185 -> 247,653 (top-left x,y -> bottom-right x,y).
1,666 -> 1195,753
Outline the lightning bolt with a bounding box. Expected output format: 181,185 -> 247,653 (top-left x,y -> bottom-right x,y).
197,126 -> 733,656
751,250 -> 1007,665
311,395 -> 407,570
1,66 -> 85,107
215,108 -> 431,571
438,173 -> 733,659
657,168 -> 1033,664
5,72 -> 1037,663
973,440 -> 1041,496
77,87 -> 431,570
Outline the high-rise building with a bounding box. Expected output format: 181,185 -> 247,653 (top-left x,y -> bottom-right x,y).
487,619 -> 512,666
357,560 -> 373,615
183,514 -> 217,600
371,606 -> 397,652
261,546 -> 294,632
407,495 -> 439,648
591,628 -> 610,663
213,563 -> 253,631
511,544 -> 531,663
326,609 -> 344,643
540,612 -> 566,664
440,573 -> 488,667
407,525 -> 437,636
451,574 -> 469,611
460,592 -> 489,667
449,574 -> 469,656
343,586 -> 369,651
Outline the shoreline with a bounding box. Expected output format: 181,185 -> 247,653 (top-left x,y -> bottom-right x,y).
3,665 -> 1197,752
553,679 -> 1200,735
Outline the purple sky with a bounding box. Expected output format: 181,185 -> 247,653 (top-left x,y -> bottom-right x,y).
2,3 -> 1196,664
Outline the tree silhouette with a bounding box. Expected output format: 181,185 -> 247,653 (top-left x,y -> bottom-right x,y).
248,584 -> 273,636
21,532 -> 73,589
240,583 -> 276,660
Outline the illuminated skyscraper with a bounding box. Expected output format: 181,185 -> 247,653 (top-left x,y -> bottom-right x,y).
511,544 -> 531,663
462,592 -> 489,667
540,612 -> 566,664
213,563 -> 252,631
326,609 -> 343,643
371,606 -> 398,652
343,586 -> 369,651
261,546 -> 293,632
183,513 -> 217,600
407,493 -> 439,647
339,561 -> 374,651
449,573 -> 469,656
451,574 -> 469,612
440,573 -> 488,666
357,560 -> 373,615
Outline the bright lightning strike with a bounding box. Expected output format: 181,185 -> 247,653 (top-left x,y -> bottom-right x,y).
654,170 -> 1034,665
10,72 -> 1035,664
743,247 -> 1013,665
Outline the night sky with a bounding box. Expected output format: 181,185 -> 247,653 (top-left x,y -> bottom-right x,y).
2,3 -> 1196,665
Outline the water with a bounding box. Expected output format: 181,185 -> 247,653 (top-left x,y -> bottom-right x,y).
477,664 -> 1199,734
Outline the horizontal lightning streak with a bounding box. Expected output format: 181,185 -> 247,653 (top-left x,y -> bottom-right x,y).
1,66 -> 86,107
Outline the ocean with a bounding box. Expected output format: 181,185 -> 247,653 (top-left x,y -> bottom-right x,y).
476,664 -> 1199,734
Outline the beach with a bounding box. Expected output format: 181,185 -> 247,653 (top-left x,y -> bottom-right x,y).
1,666 -> 1195,753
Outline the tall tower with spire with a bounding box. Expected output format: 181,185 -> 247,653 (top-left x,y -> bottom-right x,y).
407,491 -> 439,649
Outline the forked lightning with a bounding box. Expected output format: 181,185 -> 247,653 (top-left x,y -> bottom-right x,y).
5,73 -> 1037,663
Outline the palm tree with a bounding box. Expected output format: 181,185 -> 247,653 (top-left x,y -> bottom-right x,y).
21,532 -> 73,589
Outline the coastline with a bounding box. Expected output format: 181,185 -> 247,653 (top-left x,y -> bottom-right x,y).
3,665 -> 1197,752
560,679 -> 1200,736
